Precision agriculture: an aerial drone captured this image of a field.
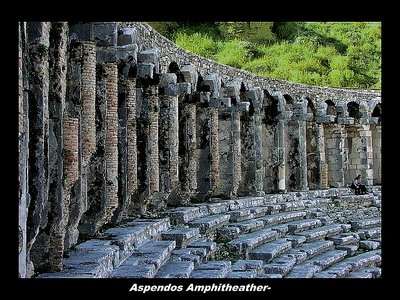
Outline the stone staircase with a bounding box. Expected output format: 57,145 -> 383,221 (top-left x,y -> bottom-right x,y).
37,187 -> 381,278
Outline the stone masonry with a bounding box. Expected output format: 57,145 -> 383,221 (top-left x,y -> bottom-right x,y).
18,22 -> 381,277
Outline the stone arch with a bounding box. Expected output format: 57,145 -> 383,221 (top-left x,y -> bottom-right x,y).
325,100 -> 336,115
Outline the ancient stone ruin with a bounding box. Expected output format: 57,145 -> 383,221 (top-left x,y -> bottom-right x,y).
18,22 -> 381,278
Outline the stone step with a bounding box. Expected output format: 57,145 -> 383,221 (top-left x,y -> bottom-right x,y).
170,249 -> 203,265
327,233 -> 359,246
226,207 -> 253,222
359,240 -> 380,250
231,260 -> 264,274
103,218 -> 170,261
110,263 -> 156,278
161,227 -> 200,248
186,239 -> 217,260
286,263 -> 322,278
190,261 -> 231,278
361,267 -> 381,278
257,273 -> 283,278
127,240 -> 176,271
226,271 -> 256,278
227,229 -> 279,255
188,214 -> 230,234
264,254 -> 297,276
319,261 -> 353,278
346,271 -> 373,278
264,204 -> 282,215
160,207 -> 208,225
224,219 -> 264,237
154,261 -> 195,278
286,218 -> 322,234
257,211 -> 307,227
227,197 -> 265,210
284,235 -> 307,248
336,245 -> 359,256
296,240 -> 335,259
307,250 -> 348,270
342,250 -> 381,271
294,224 -> 345,242
351,217 -> 381,230
287,249 -> 308,264
313,272 -> 338,278
356,227 -> 381,240
248,238 -> 292,263
278,201 -> 306,212
199,202 -> 230,215
37,240 -> 120,278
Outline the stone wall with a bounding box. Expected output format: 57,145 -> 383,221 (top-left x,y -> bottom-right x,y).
18,21 -> 382,277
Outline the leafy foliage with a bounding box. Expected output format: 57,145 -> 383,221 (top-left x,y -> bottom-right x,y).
149,22 -> 381,89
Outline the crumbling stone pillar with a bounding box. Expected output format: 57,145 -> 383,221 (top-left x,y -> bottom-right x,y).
18,21 -> 29,278
272,92 -> 289,193
62,41 -> 95,242
371,124 -> 381,185
47,22 -> 68,271
247,87 -> 264,195
356,125 -> 374,186
159,73 -> 179,201
325,124 -> 347,187
127,79 -> 138,197
184,103 -> 197,195
26,22 -> 51,277
316,124 -> 329,188
288,99 -> 308,191
225,79 -> 250,197
104,63 -> 119,220
209,106 -> 219,195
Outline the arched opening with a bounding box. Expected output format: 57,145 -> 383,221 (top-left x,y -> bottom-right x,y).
325,100 -> 335,115
284,94 -> 294,111
372,103 -> 382,124
347,101 -> 362,121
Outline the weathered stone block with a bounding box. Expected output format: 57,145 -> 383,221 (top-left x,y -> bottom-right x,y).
178,82 -> 191,94
200,92 -> 211,103
237,101 -> 250,112
137,62 -> 154,78
203,73 -> 221,93
96,47 -> 117,62
138,48 -> 160,63
209,97 -> 231,108
247,87 -> 263,109
117,27 -> 138,46
92,22 -> 118,46
180,63 -> 198,89
225,78 -> 242,97
117,44 -> 138,61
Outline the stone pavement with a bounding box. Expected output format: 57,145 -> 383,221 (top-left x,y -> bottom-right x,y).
38,187 -> 381,278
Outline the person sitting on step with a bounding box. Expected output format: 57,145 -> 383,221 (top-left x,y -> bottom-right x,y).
351,174 -> 367,195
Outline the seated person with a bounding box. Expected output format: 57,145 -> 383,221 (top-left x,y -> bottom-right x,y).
351,174 -> 367,195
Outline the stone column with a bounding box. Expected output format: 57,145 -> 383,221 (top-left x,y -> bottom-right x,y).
231,107 -> 241,196
185,103 -> 197,194
47,22 -> 68,271
371,125 -> 381,185
127,79 -> 138,199
209,106 -> 219,195
249,88 -> 264,195
291,100 -> 308,191
356,125 -> 374,186
277,119 -> 286,192
104,63 -> 119,221
159,73 -> 180,199
26,22 -> 51,277
316,124 -> 329,188
18,21 -> 28,278
325,124 -> 347,187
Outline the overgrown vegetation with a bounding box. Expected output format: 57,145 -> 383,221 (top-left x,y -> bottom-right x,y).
148,22 -> 381,89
